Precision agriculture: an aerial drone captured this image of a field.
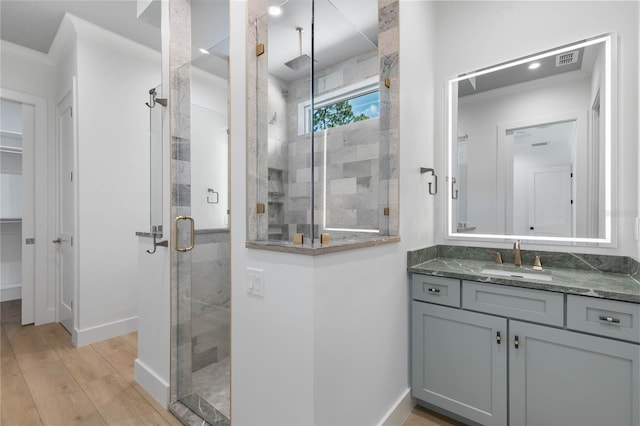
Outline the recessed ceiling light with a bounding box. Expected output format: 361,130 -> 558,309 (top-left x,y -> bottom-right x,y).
199,48 -> 210,55
528,62 -> 541,70
268,5 -> 282,16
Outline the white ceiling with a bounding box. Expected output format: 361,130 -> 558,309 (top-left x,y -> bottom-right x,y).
0,0 -> 161,53
0,0 -> 375,81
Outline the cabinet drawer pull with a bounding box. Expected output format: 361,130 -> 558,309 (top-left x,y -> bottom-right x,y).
599,315 -> 620,324
496,331 -> 501,344
428,288 -> 440,294
514,335 -> 520,349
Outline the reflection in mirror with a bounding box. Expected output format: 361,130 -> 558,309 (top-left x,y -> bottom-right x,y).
448,34 -> 612,244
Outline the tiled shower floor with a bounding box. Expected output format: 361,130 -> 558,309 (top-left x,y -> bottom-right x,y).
192,356 -> 231,419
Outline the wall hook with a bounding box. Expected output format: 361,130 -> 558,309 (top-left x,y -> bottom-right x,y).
146,234 -> 168,254
451,177 -> 459,199
420,167 -> 438,195
146,88 -> 168,108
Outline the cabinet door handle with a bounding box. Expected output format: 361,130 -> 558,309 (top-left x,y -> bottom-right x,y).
427,288 -> 440,294
496,331 -> 501,344
599,315 -> 620,324
514,335 -> 519,349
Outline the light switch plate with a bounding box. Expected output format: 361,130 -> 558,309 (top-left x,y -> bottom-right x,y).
247,267 -> 265,298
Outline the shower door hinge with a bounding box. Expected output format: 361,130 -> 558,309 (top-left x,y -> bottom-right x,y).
256,43 -> 265,57
384,207 -> 390,216
256,203 -> 265,214
384,78 -> 391,88
70,171 -> 73,182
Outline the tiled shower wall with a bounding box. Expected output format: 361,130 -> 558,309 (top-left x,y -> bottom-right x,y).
190,230 -> 231,371
266,50 -> 382,238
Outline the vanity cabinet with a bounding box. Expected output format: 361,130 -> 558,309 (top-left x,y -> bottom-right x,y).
411,275 -> 640,426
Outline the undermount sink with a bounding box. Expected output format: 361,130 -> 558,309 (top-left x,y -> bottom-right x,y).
481,268 -> 552,282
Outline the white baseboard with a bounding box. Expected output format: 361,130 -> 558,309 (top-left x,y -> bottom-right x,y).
73,316 -> 138,347
1,284 -> 21,302
377,388 -> 415,426
134,358 -> 170,408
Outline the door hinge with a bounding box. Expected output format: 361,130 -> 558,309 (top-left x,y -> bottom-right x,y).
70,171 -> 73,182
71,236 -> 73,247
570,172 -> 573,178
70,107 -> 73,118
571,200 -> 574,205
71,300 -> 73,310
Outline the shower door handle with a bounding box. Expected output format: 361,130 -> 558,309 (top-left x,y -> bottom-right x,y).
174,215 -> 195,252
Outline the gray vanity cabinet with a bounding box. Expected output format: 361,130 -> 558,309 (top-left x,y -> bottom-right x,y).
412,274 -> 640,426
510,320 -> 639,426
412,302 -> 508,426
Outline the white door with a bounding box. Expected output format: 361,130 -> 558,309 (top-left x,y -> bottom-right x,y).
528,165 -> 572,237
56,92 -> 75,332
20,103 -> 36,325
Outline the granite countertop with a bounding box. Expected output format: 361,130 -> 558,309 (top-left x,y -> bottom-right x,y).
409,257 -> 640,304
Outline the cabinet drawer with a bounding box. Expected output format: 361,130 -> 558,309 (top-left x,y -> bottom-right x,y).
412,274 -> 460,307
462,281 -> 564,326
567,295 -> 640,343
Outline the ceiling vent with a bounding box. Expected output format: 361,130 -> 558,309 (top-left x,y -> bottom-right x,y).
556,51 -> 579,67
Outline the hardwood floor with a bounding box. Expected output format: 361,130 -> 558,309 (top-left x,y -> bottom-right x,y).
0,300 -> 181,426
2,299 -> 460,426
402,405 -> 464,426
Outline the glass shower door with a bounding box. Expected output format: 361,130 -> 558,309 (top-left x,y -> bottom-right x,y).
170,2 -> 231,422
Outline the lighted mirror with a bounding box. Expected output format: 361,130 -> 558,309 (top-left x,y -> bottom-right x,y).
447,34 -> 613,244
248,0 -> 399,248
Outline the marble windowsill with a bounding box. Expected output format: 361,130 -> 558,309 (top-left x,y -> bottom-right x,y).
408,245 -> 640,303
246,235 -> 401,256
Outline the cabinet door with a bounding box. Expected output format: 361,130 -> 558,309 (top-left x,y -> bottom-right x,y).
412,302 -> 507,425
510,320 -> 640,426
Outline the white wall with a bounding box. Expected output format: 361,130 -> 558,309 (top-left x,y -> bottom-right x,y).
191,67 -> 229,230
230,1 -> 436,425
433,1 -> 639,257
69,16 -> 161,344
135,0 -> 171,407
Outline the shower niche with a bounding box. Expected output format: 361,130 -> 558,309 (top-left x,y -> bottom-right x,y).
247,0 -> 400,251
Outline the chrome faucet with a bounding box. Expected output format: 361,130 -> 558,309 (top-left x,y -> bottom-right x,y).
513,241 -> 522,267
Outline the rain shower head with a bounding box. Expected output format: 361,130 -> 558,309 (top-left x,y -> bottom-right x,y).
285,54 -> 312,71
285,27 -> 314,71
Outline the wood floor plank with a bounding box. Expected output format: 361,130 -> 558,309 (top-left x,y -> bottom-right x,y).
5,324 -> 60,370
21,360 -> 106,426
80,372 -> 156,424
1,325 -> 14,360
402,406 -> 464,426
119,331 -> 138,350
131,382 -> 184,426
91,338 -> 137,382
1,354 -> 43,426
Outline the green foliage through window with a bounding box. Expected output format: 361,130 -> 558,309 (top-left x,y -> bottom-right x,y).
313,91 -> 379,131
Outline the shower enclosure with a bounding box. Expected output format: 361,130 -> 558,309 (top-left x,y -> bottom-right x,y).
167,0 -> 231,424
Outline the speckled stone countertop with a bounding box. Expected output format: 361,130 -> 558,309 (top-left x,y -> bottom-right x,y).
408,246 -> 640,304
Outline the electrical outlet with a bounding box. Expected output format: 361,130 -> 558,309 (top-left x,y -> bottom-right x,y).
247,267 -> 265,298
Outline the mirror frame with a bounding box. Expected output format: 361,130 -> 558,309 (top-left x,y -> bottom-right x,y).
446,33 -> 615,245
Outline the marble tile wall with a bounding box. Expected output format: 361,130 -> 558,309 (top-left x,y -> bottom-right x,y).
191,230 -> 231,372
169,0 -> 193,404
248,0 -> 400,244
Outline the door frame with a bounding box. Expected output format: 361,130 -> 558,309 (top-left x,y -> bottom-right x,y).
497,111 -> 585,236
0,88 -> 50,325
55,81 -> 79,336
